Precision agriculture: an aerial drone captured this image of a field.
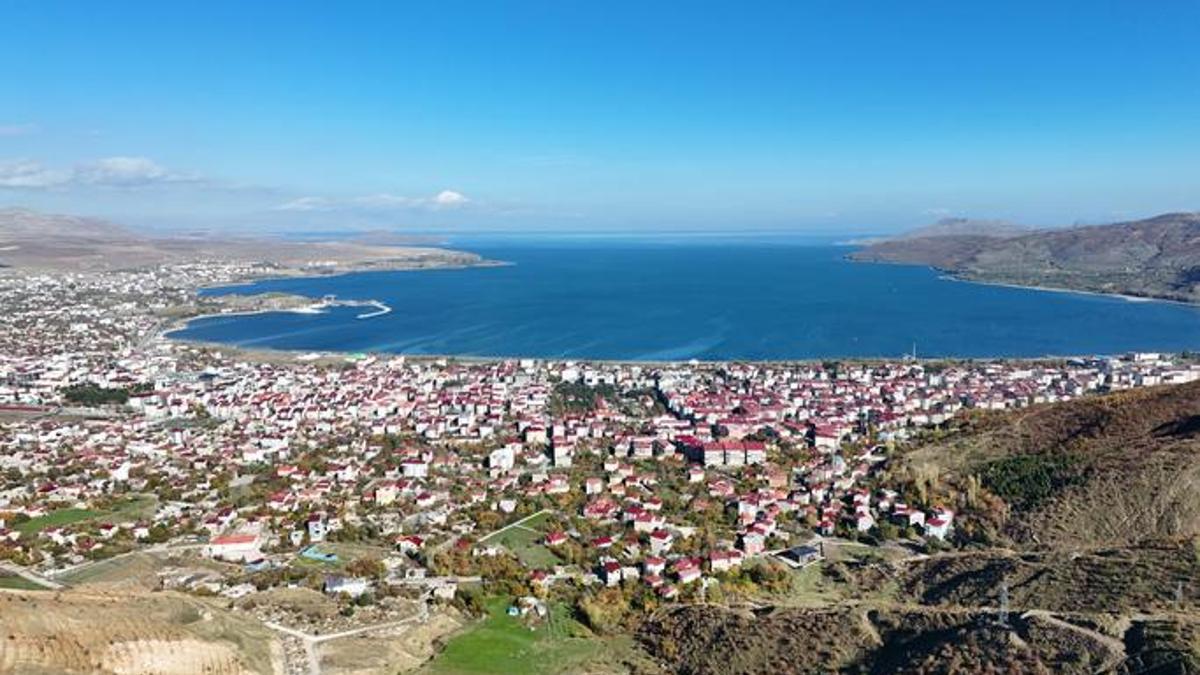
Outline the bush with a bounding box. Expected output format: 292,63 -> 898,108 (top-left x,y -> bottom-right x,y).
576,588 -> 632,634
978,453 -> 1084,510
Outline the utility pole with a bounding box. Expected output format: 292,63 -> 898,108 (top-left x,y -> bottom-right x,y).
998,581 -> 1009,628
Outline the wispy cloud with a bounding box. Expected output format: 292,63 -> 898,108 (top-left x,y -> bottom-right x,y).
0,123 -> 38,138
273,190 -> 470,212
0,159 -> 70,188
272,196 -> 342,212
0,156 -> 202,189
76,156 -> 201,186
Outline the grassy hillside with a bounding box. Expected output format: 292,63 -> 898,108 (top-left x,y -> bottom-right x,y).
892,380 -> 1200,549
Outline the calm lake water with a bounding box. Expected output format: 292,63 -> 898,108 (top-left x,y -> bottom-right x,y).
169,241 -> 1200,360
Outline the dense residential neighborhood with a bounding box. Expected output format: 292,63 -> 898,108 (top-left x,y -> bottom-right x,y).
2,262 -> 1198,657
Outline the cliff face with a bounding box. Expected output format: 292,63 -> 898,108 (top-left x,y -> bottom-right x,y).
852,212 -> 1200,302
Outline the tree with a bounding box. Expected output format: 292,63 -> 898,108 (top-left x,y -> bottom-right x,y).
60,384 -> 129,406
346,556 -> 386,579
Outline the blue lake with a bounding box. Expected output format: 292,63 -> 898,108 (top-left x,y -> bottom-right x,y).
169,241 -> 1200,360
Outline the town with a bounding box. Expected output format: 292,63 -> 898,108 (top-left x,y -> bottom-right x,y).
2,262 -> 1198,670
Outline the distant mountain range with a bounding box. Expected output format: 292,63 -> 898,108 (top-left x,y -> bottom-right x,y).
895,216 -> 1031,240
0,207 -> 138,240
0,206 -> 483,273
851,212 -> 1200,303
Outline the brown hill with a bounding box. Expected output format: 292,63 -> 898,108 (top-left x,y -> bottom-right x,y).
896,217 -> 1030,241
0,589 -> 278,674
894,380 -> 1200,549
851,212 -> 1200,302
0,207 -> 485,273
637,604 -> 1131,674
0,207 -> 137,240
890,542 -> 1199,615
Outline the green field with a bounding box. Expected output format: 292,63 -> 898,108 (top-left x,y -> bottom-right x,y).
491,527 -> 562,568
13,508 -> 100,535
424,597 -> 605,675
13,496 -> 157,537
289,541 -> 397,571
514,510 -> 554,531
0,573 -> 47,591
479,511 -> 562,569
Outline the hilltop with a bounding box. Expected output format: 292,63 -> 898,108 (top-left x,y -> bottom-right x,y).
0,206 -> 486,274
0,207 -> 137,240
895,217 -> 1031,241
851,212 -> 1200,303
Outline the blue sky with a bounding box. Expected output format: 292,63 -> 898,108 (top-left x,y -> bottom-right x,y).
2,1 -> 1198,234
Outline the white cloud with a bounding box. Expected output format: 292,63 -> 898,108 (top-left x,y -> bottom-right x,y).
0,123 -> 38,138
433,190 -> 468,207
0,159 -> 71,188
273,196 -> 335,212
0,156 -> 200,190
273,190 -> 470,213
353,193 -> 418,209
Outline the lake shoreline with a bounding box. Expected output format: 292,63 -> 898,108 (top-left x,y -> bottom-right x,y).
163,244 -> 1200,362
845,253 -> 1200,307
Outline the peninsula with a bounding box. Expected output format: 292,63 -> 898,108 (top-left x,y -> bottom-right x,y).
851,212 -> 1200,303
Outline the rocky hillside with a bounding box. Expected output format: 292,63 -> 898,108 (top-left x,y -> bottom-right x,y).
851,212 -> 1200,302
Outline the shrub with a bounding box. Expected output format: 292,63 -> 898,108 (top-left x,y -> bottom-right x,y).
978,453 -> 1084,510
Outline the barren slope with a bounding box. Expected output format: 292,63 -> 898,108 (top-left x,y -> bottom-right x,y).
0,589 -> 280,675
